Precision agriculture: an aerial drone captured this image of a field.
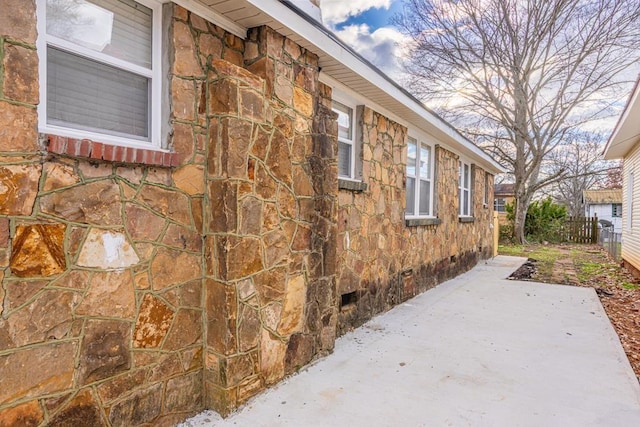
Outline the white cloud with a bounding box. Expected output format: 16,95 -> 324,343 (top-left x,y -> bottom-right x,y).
333,23 -> 410,83
321,0 -> 392,26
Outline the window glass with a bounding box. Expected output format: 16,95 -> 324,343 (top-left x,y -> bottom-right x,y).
48,46 -> 149,139
459,160 -> 472,216
40,0 -> 159,146
333,101 -> 352,141
406,138 -> 433,218
333,100 -> 355,178
419,145 -> 430,178
419,180 -> 430,215
407,139 -> 417,177
46,0 -> 153,68
406,177 -> 415,216
338,141 -> 351,178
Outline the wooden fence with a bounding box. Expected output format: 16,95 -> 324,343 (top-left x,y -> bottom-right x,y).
562,216 -> 599,244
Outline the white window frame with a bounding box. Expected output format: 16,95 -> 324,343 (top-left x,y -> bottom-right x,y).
494,197 -> 506,213
332,96 -> 357,180
628,171 -> 634,230
36,0 -> 164,150
459,160 -> 472,217
405,136 -> 435,218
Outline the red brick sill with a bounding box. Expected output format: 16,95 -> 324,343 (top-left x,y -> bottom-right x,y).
45,134 -> 178,167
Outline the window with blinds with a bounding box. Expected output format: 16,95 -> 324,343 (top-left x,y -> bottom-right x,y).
405,137 -> 434,217
332,100 -> 354,179
38,0 -> 161,147
459,160 -> 472,216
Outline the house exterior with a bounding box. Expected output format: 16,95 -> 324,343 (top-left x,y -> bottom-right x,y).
493,183 -> 515,224
0,0 -> 503,425
604,78 -> 640,276
583,189 -> 622,232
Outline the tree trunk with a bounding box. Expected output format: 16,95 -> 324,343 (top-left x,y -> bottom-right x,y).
513,193 -> 533,244
514,199 -> 527,244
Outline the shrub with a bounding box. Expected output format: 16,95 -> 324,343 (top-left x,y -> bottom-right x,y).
505,197 -> 567,243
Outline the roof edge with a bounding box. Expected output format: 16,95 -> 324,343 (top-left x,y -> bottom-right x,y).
603,76 -> 640,159
276,1 -> 505,174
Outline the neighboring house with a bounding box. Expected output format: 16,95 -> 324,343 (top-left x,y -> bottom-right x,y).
604,77 -> 640,276
494,183 -> 515,223
583,189 -> 623,232
0,0 -> 503,425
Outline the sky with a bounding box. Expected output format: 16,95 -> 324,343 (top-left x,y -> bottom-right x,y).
318,0 -> 637,137
320,0 -> 409,82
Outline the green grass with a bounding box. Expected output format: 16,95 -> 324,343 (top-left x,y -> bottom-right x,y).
574,261 -> 603,282
498,244 -> 560,280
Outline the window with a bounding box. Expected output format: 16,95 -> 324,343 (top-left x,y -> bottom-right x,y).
628,172 -> 634,230
37,0 -> 162,148
332,100 -> 355,179
406,137 -> 434,217
483,173 -> 489,206
612,203 -> 622,217
494,198 -> 506,212
459,160 -> 472,216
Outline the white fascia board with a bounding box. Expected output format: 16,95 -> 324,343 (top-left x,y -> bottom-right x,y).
245,0 -> 504,174
604,77 -> 640,160
161,0 -> 247,38
320,73 -> 504,174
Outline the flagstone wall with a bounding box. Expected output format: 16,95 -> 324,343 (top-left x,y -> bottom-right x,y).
202,27 -> 338,415
0,1 -> 493,425
336,107 -> 494,334
0,3 -> 339,424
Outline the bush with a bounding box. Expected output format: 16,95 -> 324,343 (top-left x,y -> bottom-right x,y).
504,197 -> 567,243
499,222 -> 515,244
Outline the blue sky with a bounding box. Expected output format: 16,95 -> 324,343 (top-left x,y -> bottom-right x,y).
333,1 -> 404,32
318,0 -> 634,134
321,0 -> 409,81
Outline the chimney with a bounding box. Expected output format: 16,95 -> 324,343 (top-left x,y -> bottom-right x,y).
288,0 -> 323,23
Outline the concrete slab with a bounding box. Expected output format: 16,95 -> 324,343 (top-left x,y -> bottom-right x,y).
182,256 -> 640,427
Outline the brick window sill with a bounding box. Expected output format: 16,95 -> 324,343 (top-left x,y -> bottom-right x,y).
459,216 -> 475,223
46,134 -> 178,167
338,178 -> 367,192
405,217 -> 442,227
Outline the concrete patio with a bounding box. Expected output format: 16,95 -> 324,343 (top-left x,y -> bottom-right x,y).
181,256 -> 640,427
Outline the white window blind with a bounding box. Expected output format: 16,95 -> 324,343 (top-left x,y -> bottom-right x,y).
47,47 -> 150,139
406,137 -> 433,217
39,0 -> 160,146
333,100 -> 354,178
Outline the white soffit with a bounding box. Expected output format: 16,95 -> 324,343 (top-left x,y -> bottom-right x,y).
196,0 -> 505,174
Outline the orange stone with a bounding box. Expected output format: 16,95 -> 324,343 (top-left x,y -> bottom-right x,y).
133,294 -> 175,348
10,223 -> 66,277
0,341 -> 77,405
0,164 -> 41,215
0,400 -> 43,426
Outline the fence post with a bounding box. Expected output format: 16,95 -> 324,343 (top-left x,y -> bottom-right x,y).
592,214 -> 598,243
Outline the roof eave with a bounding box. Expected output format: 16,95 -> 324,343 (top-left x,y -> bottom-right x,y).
604,76 -> 640,160
201,0 -> 505,174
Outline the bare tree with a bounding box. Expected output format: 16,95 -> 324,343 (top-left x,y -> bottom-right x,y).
396,0 -> 640,243
542,134 -> 610,217
603,161 -> 623,189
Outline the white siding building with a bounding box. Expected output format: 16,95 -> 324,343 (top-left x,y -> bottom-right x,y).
604,79 -> 640,275
583,189 -> 622,233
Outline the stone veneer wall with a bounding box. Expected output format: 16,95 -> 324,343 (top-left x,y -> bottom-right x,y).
0,2 -> 337,424
0,1 -> 493,424
337,107 -> 494,334
202,27 -> 338,414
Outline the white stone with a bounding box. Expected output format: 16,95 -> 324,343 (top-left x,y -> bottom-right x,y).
77,229 -> 140,269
